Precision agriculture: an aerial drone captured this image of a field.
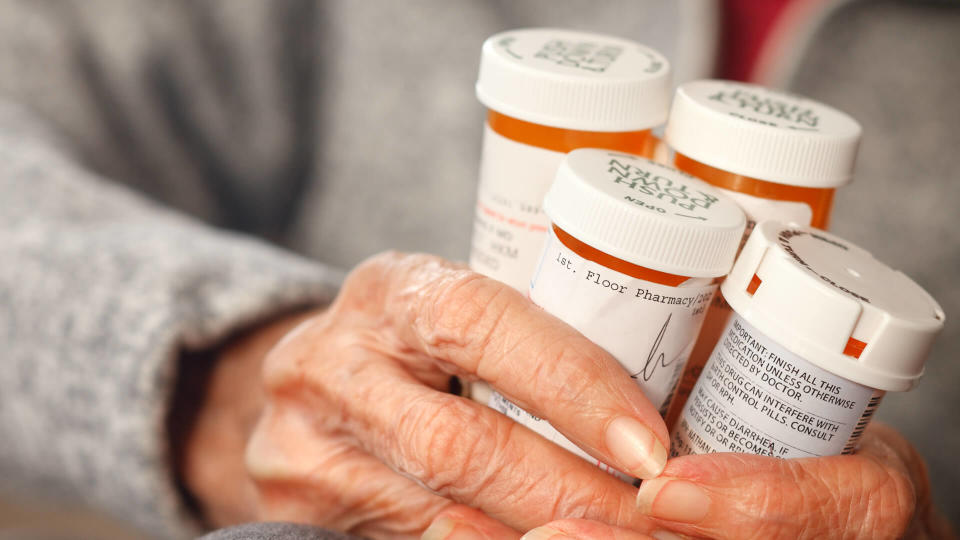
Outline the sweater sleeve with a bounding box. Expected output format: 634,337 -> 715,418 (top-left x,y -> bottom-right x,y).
0,100 -> 341,538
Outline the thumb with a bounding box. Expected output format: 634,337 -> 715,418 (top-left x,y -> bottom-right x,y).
635,423 -> 922,540
421,504 -> 521,540
521,519 -> 662,540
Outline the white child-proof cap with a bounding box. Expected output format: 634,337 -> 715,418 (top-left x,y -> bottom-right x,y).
476,28 -> 672,132
544,149 -> 746,277
665,80 -> 862,187
722,221 -> 945,392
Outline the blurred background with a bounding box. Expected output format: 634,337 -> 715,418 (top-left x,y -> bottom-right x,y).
1,0 -> 957,537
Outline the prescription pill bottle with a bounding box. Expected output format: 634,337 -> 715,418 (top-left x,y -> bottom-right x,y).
489,149 -> 745,481
664,80 -> 863,428
469,28 -> 671,293
671,222 -> 944,458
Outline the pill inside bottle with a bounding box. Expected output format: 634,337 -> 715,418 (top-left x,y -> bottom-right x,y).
488,149 -> 745,482
469,28 -> 672,293
671,221 -> 945,458
663,80 -> 863,429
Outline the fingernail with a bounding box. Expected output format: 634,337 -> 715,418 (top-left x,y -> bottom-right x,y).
636,478 -> 711,523
520,526 -> 575,540
422,516 -> 486,540
652,530 -> 690,540
605,416 -> 668,479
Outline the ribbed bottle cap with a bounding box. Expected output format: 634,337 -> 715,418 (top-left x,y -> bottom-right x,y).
665,80 -> 862,187
722,222 -> 945,391
476,28 -> 671,132
544,149 -> 746,277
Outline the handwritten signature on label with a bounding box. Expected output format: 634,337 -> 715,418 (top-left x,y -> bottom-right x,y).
632,313 -> 675,382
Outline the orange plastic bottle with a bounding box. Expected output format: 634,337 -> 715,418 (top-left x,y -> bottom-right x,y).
470,28 -> 672,293
663,80 -> 862,429
489,149 -> 745,481
469,29 -> 673,404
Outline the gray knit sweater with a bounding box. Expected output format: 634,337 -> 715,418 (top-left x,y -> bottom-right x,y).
0,99 -> 340,537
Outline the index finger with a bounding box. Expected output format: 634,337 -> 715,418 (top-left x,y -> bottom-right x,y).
369,252 -> 670,480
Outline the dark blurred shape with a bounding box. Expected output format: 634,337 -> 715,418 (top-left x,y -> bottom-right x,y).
718,0 -> 795,80
199,522 -> 357,540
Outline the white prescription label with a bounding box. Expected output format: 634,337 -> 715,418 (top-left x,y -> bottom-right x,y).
672,314 -> 882,458
490,228 -> 716,480
469,125 -> 561,292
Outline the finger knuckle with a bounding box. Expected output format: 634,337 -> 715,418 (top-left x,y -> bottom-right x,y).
260,342 -> 307,393
395,395 -> 512,498
258,313 -> 335,393
352,250 -> 407,278
549,473 -> 621,521
859,459 -> 917,539
736,459 -> 818,539
530,338 -> 608,404
244,408 -> 293,481
785,456 -> 917,540
412,268 -> 513,369
398,394 -> 486,477
334,251 -> 408,311
260,320 -> 369,413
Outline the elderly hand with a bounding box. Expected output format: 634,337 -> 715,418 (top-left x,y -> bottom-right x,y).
509,422 -> 955,540
181,252 -> 676,539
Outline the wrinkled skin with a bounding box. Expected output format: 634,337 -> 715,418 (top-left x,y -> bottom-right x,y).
507,422 -> 956,540
182,252 -> 954,540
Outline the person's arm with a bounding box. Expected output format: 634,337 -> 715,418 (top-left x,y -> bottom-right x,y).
0,99 -> 676,540
0,100 -> 340,538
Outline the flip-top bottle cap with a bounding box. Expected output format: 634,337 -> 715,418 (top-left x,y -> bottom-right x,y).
544,149 -> 746,277
476,28 -> 671,132
722,222 -> 945,391
666,80 -> 862,187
